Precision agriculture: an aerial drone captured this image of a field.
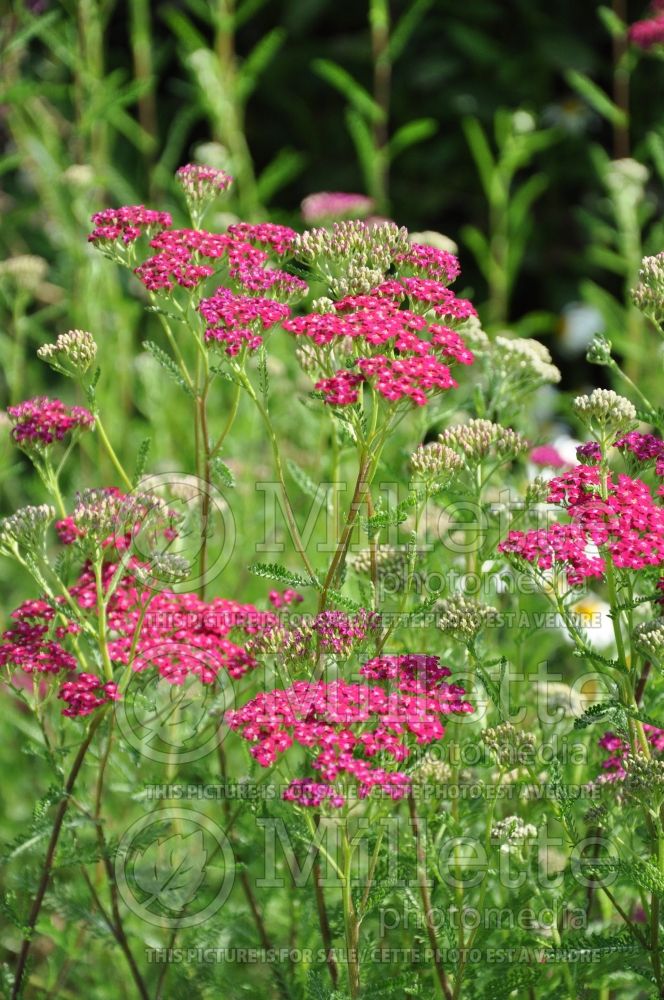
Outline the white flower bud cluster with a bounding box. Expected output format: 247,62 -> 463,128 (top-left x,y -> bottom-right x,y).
490,815 -> 538,854
409,442 -> 463,480
351,545 -> 410,580
37,329 -> 98,378
482,722 -> 536,766
135,553 -> 191,585
495,335 -> 561,386
71,489 -> 177,547
437,593 -> 496,643
572,389 -> 636,438
632,252 -> 664,326
293,221 -> 409,296
624,754 -> 664,798
586,333 -> 613,366
632,619 -> 664,660
438,419 -> 527,464
0,504 -> 55,554
0,255 -> 48,291
412,754 -> 453,785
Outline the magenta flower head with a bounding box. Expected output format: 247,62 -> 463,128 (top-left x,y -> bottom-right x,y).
88,205 -> 172,246
7,396 -> 94,451
629,11 -> 664,48
301,191 -> 375,224
58,672 -> 120,717
176,163 -> 233,200
226,653 -> 473,808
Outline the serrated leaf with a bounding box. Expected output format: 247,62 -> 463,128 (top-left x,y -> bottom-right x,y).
142,340 -> 195,397
133,438 -> 151,486
248,562 -> 316,588
210,457 -> 236,488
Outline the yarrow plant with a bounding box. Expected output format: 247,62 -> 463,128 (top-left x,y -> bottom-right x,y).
2,156 -> 664,1000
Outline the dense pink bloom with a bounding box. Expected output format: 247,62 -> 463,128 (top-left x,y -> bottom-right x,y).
616,431 -> 664,475
7,397 -> 94,447
200,286 -> 291,355
89,206 -> 172,244
301,192 -> 374,223
629,13 -> 664,48
58,672 -> 120,717
372,278 -> 477,321
530,445 -> 567,469
226,223 -> 297,256
68,561 -> 273,684
284,266 -> 475,406
0,600 -> 78,675
1,557 -> 276,705
395,244 -> 461,284
314,371 -> 365,406
499,464 -> 664,583
233,265 -> 308,300
283,778 -> 345,808
227,654 -> 472,804
576,442 -> 602,464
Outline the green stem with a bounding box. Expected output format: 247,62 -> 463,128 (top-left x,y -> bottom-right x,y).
95,415 -> 133,491
10,710 -> 107,1000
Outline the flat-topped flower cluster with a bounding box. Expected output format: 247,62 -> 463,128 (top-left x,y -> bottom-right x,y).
226,654 -> 473,805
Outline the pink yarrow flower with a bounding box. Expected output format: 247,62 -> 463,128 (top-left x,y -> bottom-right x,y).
227,654 -> 472,806
301,192 -> 375,223
7,397 -> 94,447
88,206 -> 172,245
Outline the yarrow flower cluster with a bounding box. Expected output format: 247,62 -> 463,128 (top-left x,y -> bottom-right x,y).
284,272 -> 477,408
410,442 -> 464,480
572,389 -> 636,440
175,163 -> 233,203
7,396 -> 95,448
493,335 -> 561,388
37,330 -> 98,378
199,286 -> 291,355
88,206 -> 172,245
0,557 -> 276,701
490,815 -> 538,854
58,673 -> 120,718
596,727 -> 664,783
226,654 -> 472,804
251,609 -> 381,662
0,599 -> 78,676
499,463 -> 664,584
615,431 -> 664,475
437,593 -> 496,644
632,251 -> 664,324
438,419 -> 527,465
0,505 -> 55,555
481,723 -> 536,767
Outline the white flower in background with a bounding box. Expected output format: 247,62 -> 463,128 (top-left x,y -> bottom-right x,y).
409,230 -> 458,254
557,303 -> 604,357
558,592 -> 615,651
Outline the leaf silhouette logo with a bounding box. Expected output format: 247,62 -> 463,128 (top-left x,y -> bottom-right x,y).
133,830 -> 207,910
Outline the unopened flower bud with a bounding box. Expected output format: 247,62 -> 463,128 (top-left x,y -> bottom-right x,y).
37,329 -> 98,378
